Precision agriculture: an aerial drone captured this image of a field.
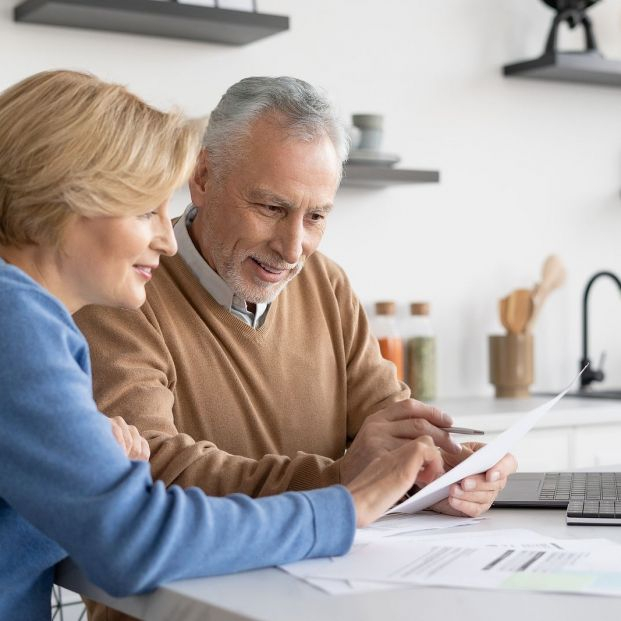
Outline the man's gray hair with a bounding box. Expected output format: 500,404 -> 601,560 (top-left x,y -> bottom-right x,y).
203,76 -> 349,177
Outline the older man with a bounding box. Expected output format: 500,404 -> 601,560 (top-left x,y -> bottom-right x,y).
77,76 -> 514,508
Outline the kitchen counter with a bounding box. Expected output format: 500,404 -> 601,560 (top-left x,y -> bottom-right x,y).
429,395 -> 621,471
431,395 -> 621,432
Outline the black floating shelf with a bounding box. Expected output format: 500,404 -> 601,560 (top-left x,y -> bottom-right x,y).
503,51 -> 621,88
341,165 -> 440,189
14,0 -> 290,45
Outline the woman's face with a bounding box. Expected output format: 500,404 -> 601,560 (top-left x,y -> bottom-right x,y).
59,201 -> 177,311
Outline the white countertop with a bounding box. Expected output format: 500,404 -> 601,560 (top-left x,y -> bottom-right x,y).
430,395 -> 621,432
57,506 -> 621,621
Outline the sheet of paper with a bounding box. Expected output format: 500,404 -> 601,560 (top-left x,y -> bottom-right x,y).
379,527 -> 560,548
354,512 -> 481,544
303,577 -> 403,595
291,529 -> 561,595
283,529 -> 569,581
282,531 -> 621,597
388,367 -> 586,515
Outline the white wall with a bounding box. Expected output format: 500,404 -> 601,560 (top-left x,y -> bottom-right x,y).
2,0 -> 620,397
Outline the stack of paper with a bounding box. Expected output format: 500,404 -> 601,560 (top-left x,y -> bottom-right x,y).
281,370 -> 618,598
282,528 -> 621,597
295,513 -> 484,595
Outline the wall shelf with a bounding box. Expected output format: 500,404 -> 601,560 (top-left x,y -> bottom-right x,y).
14,0 -> 290,45
341,165 -> 440,188
503,51 -> 621,88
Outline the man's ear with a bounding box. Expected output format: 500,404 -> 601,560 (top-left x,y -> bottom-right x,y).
189,149 -> 210,206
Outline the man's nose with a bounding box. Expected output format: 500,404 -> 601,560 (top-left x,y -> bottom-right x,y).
273,217 -> 305,265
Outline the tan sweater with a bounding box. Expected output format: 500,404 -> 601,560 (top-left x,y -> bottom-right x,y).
76,251 -> 408,498
79,251 -> 407,621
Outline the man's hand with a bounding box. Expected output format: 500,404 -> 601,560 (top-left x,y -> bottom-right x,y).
431,442 -> 518,517
110,416 -> 150,461
347,436 -> 444,527
340,400 -> 462,485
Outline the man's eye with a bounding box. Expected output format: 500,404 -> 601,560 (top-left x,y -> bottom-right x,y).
309,212 -> 325,222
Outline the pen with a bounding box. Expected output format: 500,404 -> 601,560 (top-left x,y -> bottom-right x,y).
439,426 -> 485,435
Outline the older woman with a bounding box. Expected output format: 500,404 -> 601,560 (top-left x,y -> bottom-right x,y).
0,70 -> 444,620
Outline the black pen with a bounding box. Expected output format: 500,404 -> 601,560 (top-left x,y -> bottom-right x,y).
439,426 -> 485,435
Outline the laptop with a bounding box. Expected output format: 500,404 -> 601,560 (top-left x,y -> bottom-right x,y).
493,472 -> 621,524
494,472 -> 576,508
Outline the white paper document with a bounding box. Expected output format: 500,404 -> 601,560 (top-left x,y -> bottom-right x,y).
293,529 -> 561,595
303,577 -> 403,595
354,512 -> 482,544
282,530 -> 621,597
388,367 -> 586,514
300,515 -> 482,594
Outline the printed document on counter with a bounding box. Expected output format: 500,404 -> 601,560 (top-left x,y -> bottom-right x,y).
282,529 -> 621,597
291,529 -> 568,595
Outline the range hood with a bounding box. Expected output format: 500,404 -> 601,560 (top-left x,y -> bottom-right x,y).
503,0 -> 621,88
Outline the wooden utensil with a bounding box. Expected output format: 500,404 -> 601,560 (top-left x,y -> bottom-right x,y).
527,255 -> 566,329
503,288 -> 534,334
499,296 -> 511,333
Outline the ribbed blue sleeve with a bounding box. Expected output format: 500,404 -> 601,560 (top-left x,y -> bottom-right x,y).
0,265 -> 355,603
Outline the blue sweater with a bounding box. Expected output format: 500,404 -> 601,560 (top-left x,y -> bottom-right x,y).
0,259 -> 355,620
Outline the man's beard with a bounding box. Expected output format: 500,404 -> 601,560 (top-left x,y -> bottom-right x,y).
213,243 -> 305,304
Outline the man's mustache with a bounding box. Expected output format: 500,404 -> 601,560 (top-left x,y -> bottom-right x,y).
248,253 -> 304,272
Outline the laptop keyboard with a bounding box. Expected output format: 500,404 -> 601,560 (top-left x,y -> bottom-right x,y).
541,473 -> 621,525
567,500 -> 621,524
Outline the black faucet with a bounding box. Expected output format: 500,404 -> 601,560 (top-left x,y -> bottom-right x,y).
580,270 -> 621,388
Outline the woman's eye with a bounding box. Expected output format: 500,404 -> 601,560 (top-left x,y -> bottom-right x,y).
139,210 -> 158,220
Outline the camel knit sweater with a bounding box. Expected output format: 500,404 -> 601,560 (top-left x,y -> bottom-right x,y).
76,251 -> 408,498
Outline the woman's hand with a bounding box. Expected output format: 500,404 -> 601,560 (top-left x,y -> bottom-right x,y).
346,436 -> 444,528
430,442 -> 518,517
109,416 -> 150,461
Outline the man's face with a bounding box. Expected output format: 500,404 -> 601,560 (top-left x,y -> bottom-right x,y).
189,116 -> 341,304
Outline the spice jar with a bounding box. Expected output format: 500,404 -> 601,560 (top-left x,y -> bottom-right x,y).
372,301 -> 404,381
405,302 -> 436,401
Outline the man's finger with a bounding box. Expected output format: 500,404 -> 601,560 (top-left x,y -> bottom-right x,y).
450,486 -> 497,505
384,399 -> 453,427
429,498 -> 463,516
386,418 -> 461,454
485,453 -> 518,481
447,496 -> 490,517
461,441 -> 485,452
458,474 -> 505,493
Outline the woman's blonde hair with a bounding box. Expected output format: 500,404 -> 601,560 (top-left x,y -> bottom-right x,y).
0,70 -> 206,247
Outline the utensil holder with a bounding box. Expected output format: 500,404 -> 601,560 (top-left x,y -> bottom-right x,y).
488,333 -> 534,398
